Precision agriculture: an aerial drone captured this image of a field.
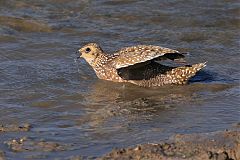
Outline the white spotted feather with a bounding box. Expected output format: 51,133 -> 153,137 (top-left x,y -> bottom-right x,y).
112,45 -> 179,69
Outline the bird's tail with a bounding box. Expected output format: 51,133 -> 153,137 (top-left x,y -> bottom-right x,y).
170,62 -> 207,85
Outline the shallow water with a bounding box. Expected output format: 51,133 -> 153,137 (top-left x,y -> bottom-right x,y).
0,0 -> 239,159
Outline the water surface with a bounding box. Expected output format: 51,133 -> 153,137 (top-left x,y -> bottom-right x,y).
0,0 -> 240,159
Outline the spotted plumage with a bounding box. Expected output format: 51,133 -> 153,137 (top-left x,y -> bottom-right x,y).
77,43 -> 206,87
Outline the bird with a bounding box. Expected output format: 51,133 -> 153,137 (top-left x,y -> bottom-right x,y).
77,43 -> 206,87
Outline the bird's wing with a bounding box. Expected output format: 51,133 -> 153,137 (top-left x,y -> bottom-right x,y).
117,61 -> 175,80
111,45 -> 184,69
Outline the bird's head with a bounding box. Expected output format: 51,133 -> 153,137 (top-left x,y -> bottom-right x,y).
77,43 -> 103,66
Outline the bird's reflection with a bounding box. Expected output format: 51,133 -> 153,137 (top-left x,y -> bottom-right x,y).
73,73 -> 235,142
76,71 -> 234,128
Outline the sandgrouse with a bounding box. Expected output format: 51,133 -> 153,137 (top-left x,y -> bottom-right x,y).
77,43 -> 206,87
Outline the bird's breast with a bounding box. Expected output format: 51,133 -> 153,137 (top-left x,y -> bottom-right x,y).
94,65 -> 124,82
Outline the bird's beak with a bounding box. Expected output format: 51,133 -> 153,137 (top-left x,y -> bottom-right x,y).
76,49 -> 82,59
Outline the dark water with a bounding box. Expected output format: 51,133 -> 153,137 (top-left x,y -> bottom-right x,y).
0,0 -> 239,159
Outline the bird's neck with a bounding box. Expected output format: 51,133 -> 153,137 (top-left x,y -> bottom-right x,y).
93,53 -> 110,68
92,53 -> 116,79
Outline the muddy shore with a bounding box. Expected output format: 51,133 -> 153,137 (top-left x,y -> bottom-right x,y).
0,123 -> 239,160
99,129 -> 240,160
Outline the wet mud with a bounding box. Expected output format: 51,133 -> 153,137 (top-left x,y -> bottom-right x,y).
0,121 -> 239,159
5,137 -> 67,152
0,123 -> 69,159
100,130 -> 240,160
0,150 -> 5,160
0,123 -> 31,132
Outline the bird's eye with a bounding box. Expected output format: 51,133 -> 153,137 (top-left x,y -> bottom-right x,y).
85,47 -> 91,53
